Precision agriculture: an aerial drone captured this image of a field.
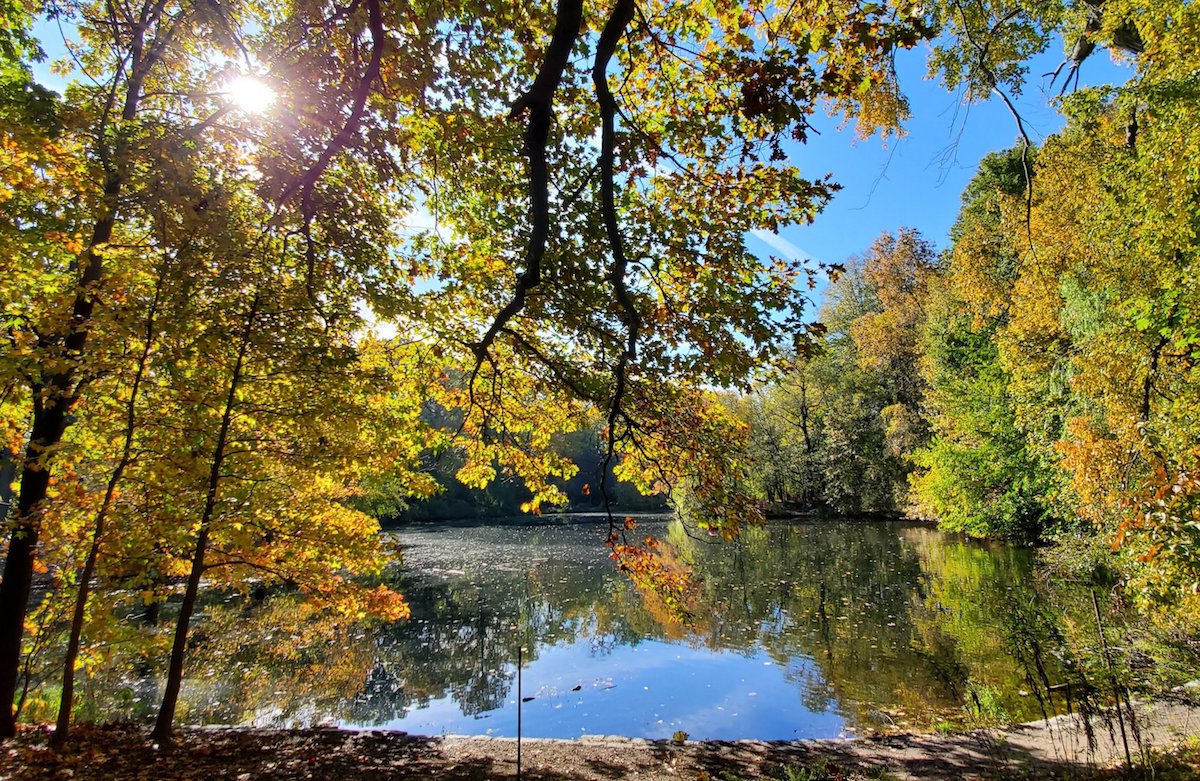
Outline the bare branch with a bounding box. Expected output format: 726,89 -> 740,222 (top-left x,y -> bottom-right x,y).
953,1 -> 1036,252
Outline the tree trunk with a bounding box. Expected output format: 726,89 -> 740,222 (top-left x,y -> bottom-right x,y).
798,378 -> 817,509
0,4 -> 163,735
152,293 -> 259,745
52,274 -> 163,747
0,449 -> 15,523
0,399 -> 69,735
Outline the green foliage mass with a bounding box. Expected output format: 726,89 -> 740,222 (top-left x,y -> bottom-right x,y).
911,295 -> 1057,542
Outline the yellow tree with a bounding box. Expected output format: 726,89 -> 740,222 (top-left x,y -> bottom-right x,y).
850,229 -> 940,465
934,1 -> 1200,618
0,0 -> 270,734
4,0 -> 942,734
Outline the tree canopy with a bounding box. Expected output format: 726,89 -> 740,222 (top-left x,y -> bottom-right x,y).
1,0 -> 1198,742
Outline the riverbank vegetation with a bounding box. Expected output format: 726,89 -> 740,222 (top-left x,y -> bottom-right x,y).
733,93 -> 1200,629
0,0 -> 1197,757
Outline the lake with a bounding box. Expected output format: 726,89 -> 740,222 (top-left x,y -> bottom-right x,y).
91,517 -> 1096,740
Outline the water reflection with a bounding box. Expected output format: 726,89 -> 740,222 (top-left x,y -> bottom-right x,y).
98,519 -> 1095,739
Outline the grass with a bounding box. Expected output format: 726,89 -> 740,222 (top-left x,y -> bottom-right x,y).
1104,739 -> 1200,780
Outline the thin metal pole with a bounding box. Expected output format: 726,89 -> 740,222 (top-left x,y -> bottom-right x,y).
517,644 -> 523,780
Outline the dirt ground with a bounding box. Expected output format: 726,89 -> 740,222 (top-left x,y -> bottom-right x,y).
2,698 -> 1199,781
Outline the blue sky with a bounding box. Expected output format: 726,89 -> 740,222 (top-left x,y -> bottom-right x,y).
749,41 -> 1135,300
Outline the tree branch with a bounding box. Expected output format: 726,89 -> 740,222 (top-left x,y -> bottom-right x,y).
953,1 -> 1036,252
592,0 -> 644,553
277,0 -> 384,215
469,0 -> 585,370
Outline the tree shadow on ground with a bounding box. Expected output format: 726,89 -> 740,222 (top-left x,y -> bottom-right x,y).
1,725 -> 1192,781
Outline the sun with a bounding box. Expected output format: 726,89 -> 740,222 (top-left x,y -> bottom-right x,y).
223,75 -> 276,114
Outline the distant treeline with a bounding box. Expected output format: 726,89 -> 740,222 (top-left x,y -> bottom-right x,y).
375,425 -> 668,523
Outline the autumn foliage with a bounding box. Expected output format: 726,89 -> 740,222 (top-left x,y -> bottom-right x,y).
2,0 -> 1198,743
739,1 -> 1200,631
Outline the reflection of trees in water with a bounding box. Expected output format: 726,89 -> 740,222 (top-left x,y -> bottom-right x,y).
342,577 -> 524,723
362,520 -> 1091,732
69,520 -> 1101,731
789,663 -> 835,715
899,526 -> 1088,723
350,663 -> 405,722
343,549 -> 627,725
669,520 -> 1087,730
672,521 -> 944,725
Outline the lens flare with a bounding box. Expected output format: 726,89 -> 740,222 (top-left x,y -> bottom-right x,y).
223,75 -> 276,114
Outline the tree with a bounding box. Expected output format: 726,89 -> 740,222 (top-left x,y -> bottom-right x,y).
1,0 -> 937,734
1032,79 -> 1200,622
0,0 -> 182,733
51,251 -> 166,745
740,377 -> 821,509
145,275 -> 430,742
731,232 -> 937,517
909,150 -> 1062,542
913,0 -> 1200,615
911,277 -> 1060,541
0,0 -> 438,736
850,229 -> 939,466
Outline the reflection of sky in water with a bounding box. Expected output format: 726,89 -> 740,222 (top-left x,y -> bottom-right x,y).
157,518 -> 1078,740
362,639 -> 845,740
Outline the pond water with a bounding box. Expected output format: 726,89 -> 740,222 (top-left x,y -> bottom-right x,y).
93,518 -> 1096,740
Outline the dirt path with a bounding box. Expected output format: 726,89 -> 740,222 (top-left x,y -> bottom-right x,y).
3,698 -> 1198,780
439,697 -> 1200,780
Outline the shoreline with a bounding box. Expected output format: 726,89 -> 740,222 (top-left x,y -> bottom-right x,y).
5,697 -> 1199,780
